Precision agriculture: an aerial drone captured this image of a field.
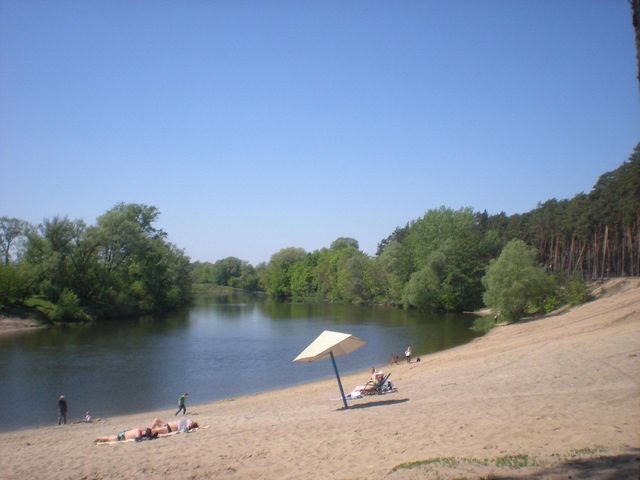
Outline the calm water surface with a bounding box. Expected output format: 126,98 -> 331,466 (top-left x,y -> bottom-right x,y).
0,291 -> 482,431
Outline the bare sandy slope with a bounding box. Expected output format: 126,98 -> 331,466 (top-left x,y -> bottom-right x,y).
0,315 -> 45,336
1,279 -> 638,480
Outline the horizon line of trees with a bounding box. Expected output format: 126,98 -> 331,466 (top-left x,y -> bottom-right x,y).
2,144 -> 638,322
195,144 -> 639,317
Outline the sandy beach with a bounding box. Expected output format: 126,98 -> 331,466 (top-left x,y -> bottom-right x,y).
0,315 -> 46,336
1,279 -> 638,479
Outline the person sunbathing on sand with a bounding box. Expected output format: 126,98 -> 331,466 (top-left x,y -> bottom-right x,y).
149,417 -> 199,434
94,427 -> 156,443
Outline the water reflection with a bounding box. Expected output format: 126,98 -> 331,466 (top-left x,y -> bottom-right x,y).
0,290 -> 482,432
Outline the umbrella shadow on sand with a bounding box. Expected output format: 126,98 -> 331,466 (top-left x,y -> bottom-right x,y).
338,398 -> 410,410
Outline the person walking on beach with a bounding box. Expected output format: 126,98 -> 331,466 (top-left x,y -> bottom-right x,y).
405,345 -> 412,363
57,395 -> 68,425
175,393 -> 188,415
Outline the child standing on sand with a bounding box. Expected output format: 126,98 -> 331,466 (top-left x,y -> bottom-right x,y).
175,393 -> 188,415
405,345 -> 412,363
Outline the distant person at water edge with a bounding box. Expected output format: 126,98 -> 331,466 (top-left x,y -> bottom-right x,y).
84,411 -> 92,423
405,345 -> 412,363
175,393 -> 188,415
57,395 -> 68,425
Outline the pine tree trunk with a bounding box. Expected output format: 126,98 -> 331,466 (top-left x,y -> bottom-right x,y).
602,224 -> 609,278
569,233 -> 576,272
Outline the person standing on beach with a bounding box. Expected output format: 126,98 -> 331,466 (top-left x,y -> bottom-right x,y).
175,393 -> 188,415
57,395 -> 68,425
405,345 -> 412,363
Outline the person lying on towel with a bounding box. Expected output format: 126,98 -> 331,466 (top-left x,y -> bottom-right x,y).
94,427 -> 157,443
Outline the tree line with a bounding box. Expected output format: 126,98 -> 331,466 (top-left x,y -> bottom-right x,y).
195,144 -> 639,319
478,143 -> 640,278
0,203 -> 191,321
2,144 -> 638,323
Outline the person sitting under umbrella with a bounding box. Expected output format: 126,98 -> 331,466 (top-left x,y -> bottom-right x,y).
346,367 -> 385,399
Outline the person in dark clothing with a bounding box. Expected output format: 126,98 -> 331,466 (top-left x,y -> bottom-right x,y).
58,395 -> 68,425
175,393 -> 188,415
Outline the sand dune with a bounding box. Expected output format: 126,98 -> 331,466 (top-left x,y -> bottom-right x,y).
2,279 -> 638,479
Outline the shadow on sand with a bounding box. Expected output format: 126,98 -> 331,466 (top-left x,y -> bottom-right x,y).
507,451 -> 640,480
338,398 -> 409,411
386,449 -> 639,480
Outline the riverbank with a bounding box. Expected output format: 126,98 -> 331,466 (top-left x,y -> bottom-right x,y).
1,279 -> 638,479
0,314 -> 46,336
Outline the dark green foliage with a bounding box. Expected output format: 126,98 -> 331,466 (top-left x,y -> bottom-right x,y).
0,262 -> 37,306
255,209 -> 494,312
396,207 -> 490,311
483,145 -> 640,278
235,146 -> 638,314
330,237 -> 360,250
402,263 -> 441,311
2,203 -> 191,321
376,240 -> 413,304
482,240 -> 555,321
289,252 -> 319,301
4,146 -> 637,320
0,216 -> 29,266
263,247 -> 307,298
376,226 -> 408,256
192,257 -> 259,290
471,315 -> 497,333
52,288 -> 90,322
564,276 -> 590,306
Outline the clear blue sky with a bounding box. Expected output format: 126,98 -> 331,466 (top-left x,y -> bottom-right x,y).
1,1 -> 638,265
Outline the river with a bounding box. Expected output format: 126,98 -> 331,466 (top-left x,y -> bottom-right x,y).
0,289 -> 483,431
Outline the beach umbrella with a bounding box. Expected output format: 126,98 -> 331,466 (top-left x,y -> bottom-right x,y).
293,330 -> 366,409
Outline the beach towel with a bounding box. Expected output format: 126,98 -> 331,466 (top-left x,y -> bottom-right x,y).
95,425 -> 209,446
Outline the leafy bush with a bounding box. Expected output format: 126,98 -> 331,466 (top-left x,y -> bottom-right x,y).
24,296 -> 57,318
402,265 -> 441,311
0,263 -> 36,305
471,315 -> 496,332
482,240 -> 555,321
52,288 -> 90,322
543,295 -> 560,313
565,276 -> 590,305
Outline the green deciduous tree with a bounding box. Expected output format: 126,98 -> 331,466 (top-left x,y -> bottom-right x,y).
88,203 -> 190,314
482,239 -> 555,321
0,262 -> 37,306
289,252 -> 319,301
10,203 -> 192,320
402,262 -> 441,311
0,217 -> 29,265
263,247 -> 307,298
385,207 -> 487,311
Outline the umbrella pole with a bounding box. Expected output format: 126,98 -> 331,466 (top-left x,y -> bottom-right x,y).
330,351 -> 348,409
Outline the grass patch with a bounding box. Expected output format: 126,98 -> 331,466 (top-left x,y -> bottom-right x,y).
566,446 -> 607,457
1,297 -> 53,323
24,296 -> 56,317
471,315 -> 497,333
390,447 -> 610,476
494,454 -> 532,468
391,457 -> 460,472
391,457 -> 491,473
